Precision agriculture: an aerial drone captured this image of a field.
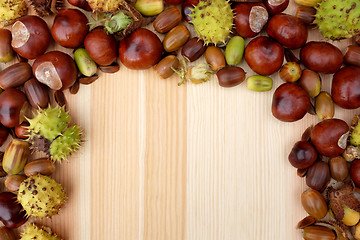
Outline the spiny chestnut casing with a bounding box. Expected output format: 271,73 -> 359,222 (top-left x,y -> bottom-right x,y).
17,174 -> 67,218
310,118 -> 349,157
2,139 -> 30,175
20,223 -> 61,240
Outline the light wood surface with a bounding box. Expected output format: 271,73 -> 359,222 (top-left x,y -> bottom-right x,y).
0,1 -> 358,239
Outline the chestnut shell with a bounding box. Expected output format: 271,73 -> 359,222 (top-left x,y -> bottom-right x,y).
331,66 -> 360,109
310,119 -> 349,157
300,41 -> 343,74
272,83 -> 310,122
266,13 -> 308,49
245,36 -> 284,75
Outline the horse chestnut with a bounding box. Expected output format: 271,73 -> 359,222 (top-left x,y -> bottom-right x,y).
245,36 -> 284,75
288,141 -> 317,169
331,66 -> 360,109
350,159 -> 360,187
0,192 -> 27,228
306,161 -> 330,192
0,88 -> 28,128
272,83 -> 310,122
310,119 -> 349,157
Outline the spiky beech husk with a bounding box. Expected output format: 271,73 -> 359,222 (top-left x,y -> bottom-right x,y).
190,0 -> 233,45
314,0 -> 360,40
27,105 -> 71,142
17,174 -> 67,218
29,0 -> 64,17
49,125 -> 82,162
21,223 -> 61,240
350,115 -> 360,147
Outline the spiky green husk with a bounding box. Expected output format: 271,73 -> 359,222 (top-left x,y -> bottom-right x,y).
49,125 -> 82,162
21,223 -> 61,240
350,115 -> 360,146
190,0 -> 233,45
17,174 -> 67,218
27,106 -> 71,142
314,0 -> 360,40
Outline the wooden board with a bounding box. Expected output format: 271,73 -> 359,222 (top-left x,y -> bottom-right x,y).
0,1 -> 358,239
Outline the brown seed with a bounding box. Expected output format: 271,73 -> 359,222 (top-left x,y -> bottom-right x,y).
54,90 -> 66,107
5,175 -> 26,194
297,168 -> 308,177
99,62 -> 120,74
181,37 -> 206,62
344,45 -> 360,67
329,156 -> 348,181
153,7 -> 182,33
0,62 -> 33,89
303,226 -> 336,240
205,46 -> 226,71
69,80 -> 80,94
24,78 -> 49,108
301,188 -> 328,219
154,55 -> 180,79
284,48 -> 300,64
78,75 -> 99,85
297,216 -> 316,229
295,6 -> 316,25
315,91 -> 334,120
163,25 -> 190,52
299,69 -> 321,97
0,227 -> 16,240
24,158 -> 55,177
306,161 -> 330,192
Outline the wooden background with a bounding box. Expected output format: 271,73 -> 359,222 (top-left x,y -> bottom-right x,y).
0,1 -> 358,239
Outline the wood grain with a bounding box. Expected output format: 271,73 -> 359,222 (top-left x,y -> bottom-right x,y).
0,1 -> 359,240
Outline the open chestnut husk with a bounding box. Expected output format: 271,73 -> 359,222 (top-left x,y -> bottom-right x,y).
272,83 -> 310,122
300,41 -> 343,74
33,51 -> 78,91
310,119 -> 349,157
266,13 -> 308,49
11,15 -> 50,60
51,9 -> 89,48
84,28 -> 118,66
245,36 -> 284,75
234,3 -> 269,38
0,88 -> 28,128
331,66 -> 360,109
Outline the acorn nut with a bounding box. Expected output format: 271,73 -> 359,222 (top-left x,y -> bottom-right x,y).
2,139 -> 30,175
163,25 -> 190,52
153,7 -> 182,33
154,55 -> 180,79
24,158 -> 55,177
246,75 -> 273,92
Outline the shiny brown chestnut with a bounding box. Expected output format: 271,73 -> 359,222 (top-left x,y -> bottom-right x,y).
182,0 -> 199,22
51,9 -> 89,48
181,37 -> 206,62
344,45 -> 360,67
331,66 -> 360,109
266,13 -> 308,49
67,0 -> 92,11
310,119 -> 349,157
300,41 -> 343,74
234,3 -> 269,38
33,51 -> 78,91
84,28 -> 118,66
329,156 -> 348,181
288,141 -> 317,169
272,83 -> 310,122
245,36 -> 284,75
216,66 -> 246,88
0,125 -> 9,147
264,0 -> 289,15
24,78 -> 49,108
15,122 -> 29,139
11,15 -> 50,59
0,88 -> 28,128
306,161 -> 330,192
119,28 -> 162,70
351,160 -> 360,187
0,192 -> 27,228
0,29 -> 14,62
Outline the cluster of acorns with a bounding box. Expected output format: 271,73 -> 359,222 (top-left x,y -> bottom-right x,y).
0,0 -> 359,239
